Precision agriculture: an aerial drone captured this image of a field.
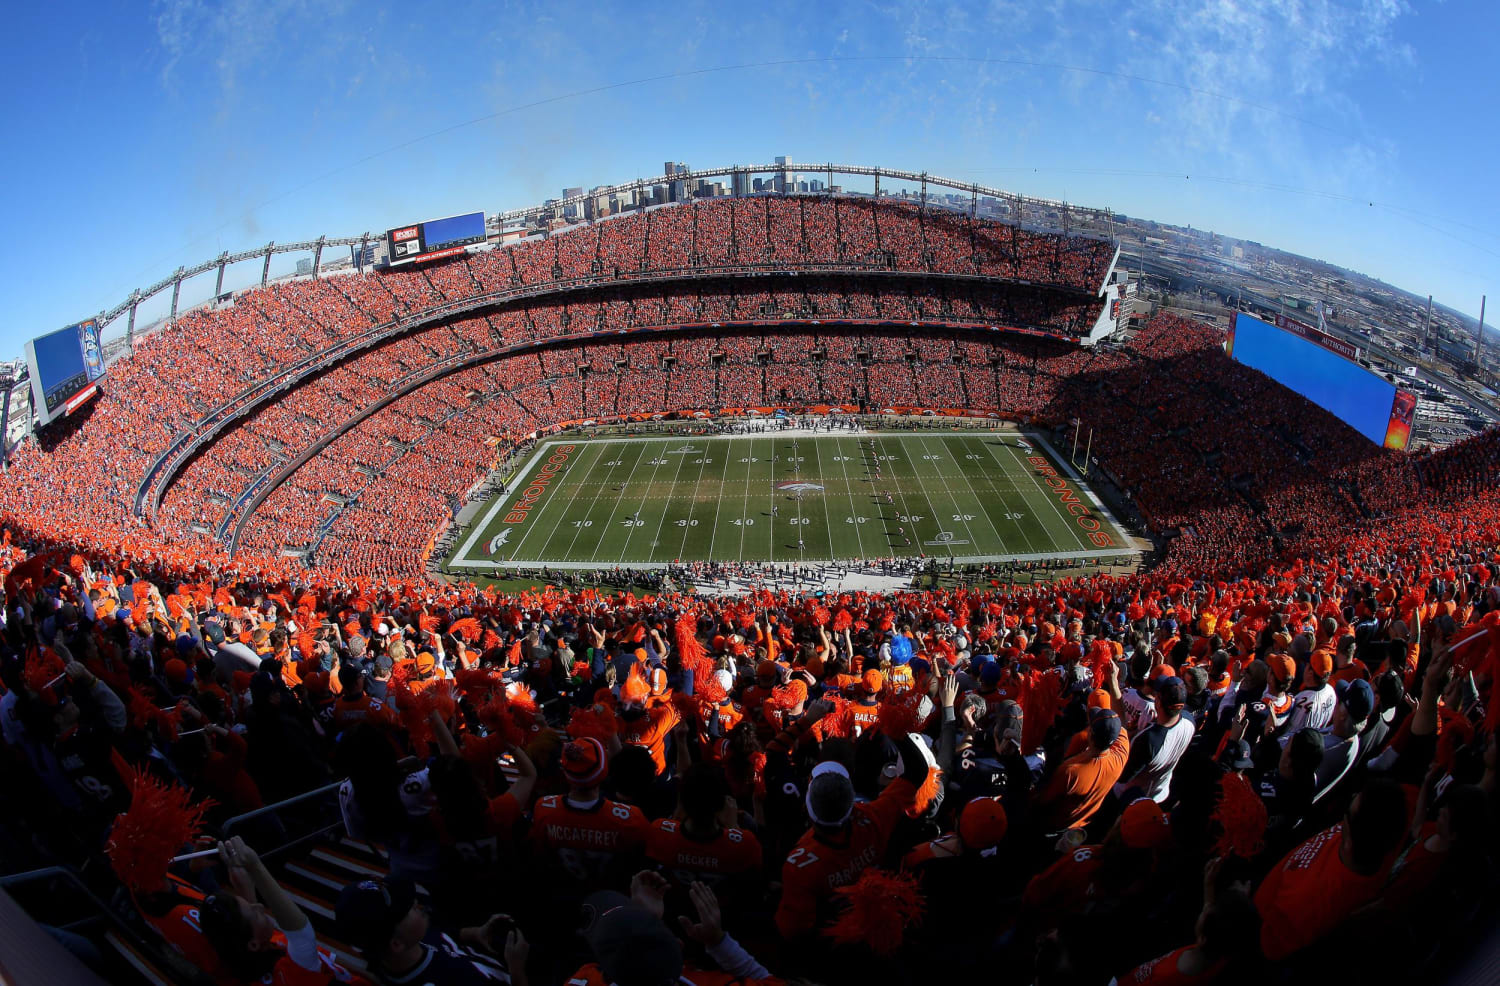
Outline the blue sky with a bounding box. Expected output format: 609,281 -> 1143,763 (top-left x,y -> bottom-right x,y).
1,0 -> 1496,357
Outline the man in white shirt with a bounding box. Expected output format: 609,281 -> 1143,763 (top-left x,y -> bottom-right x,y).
1113,676 -> 1196,803
1279,651 -> 1336,745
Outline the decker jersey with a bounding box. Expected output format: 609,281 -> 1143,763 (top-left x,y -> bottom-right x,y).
646,819 -> 762,887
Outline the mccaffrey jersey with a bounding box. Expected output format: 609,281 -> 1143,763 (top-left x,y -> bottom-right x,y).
646,819 -> 762,887
531,794 -> 648,884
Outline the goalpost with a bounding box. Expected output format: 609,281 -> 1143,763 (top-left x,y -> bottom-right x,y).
1070,418 -> 1092,477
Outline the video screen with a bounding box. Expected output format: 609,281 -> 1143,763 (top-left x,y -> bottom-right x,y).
32,325 -> 90,412
1228,313 -> 1398,446
421,212 -> 486,252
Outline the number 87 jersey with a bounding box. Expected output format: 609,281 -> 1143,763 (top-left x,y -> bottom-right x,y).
531,794 -> 649,885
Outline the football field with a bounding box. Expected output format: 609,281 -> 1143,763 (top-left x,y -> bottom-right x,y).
444,431 -> 1132,570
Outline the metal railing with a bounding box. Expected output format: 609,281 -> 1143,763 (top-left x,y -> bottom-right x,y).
58,162 -> 1114,355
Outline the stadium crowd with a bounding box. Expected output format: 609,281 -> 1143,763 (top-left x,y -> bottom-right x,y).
0,199 -> 1498,984
1,462 -> 1497,983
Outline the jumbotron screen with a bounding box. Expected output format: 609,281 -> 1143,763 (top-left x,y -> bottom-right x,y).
1227,313 -> 1414,449
385,211 -> 487,266
24,319 -> 105,426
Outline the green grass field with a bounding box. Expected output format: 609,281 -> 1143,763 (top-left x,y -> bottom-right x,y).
444,431 -> 1132,571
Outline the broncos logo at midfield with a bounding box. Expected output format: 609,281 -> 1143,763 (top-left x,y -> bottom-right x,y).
776,481 -> 825,493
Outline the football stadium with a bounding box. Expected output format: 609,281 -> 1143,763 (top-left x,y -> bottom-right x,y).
445,430 -> 1129,571
0,145 -> 1497,986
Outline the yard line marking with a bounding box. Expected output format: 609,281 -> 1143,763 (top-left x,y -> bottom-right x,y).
594,441 -> 657,557
554,440 -> 637,561
508,441 -> 606,561
881,433 -> 951,557
705,443 -> 729,561
959,435 -> 1037,554
912,435 -> 986,551
827,435 -> 868,560
790,437 -> 806,566
976,438 -> 1054,553
998,439 -> 1076,553
627,441 -> 687,561
736,438 -> 756,563
675,443 -> 714,560
927,434 -> 1009,554
766,439 -> 777,563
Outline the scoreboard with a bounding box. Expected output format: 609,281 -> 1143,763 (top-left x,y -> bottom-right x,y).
25,319 -> 105,426
385,212 -> 487,266
1227,313 -> 1415,449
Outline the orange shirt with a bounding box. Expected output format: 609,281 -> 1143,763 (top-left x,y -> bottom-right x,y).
774,777 -> 915,938
531,794 -> 648,885
329,693 -> 398,734
1032,731 -> 1131,831
1254,823 -> 1388,961
620,703 -> 680,774
1329,659 -> 1369,685
1022,845 -> 1104,925
646,819 -> 762,887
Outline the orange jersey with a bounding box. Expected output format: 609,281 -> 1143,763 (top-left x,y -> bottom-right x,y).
619,703 -> 680,774
847,699 -> 880,733
329,693 -> 397,734
886,664 -> 915,694
773,777 -> 914,938
1119,946 -> 1225,985
712,700 -> 744,733
647,819 -> 762,887
1021,845 -> 1105,923
531,794 -> 647,884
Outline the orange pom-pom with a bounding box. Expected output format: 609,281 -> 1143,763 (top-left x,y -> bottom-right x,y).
823,869 -> 925,955
454,667 -> 505,701
674,612 -> 712,682
22,646 -> 66,700
568,704 -> 619,743
876,692 -> 923,738
1211,773 -> 1268,859
620,664 -> 651,704
450,617 -> 483,643
105,763 -> 214,892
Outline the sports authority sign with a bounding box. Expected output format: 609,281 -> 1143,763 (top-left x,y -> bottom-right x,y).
1275,314 -> 1358,361
1026,456 -> 1115,548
